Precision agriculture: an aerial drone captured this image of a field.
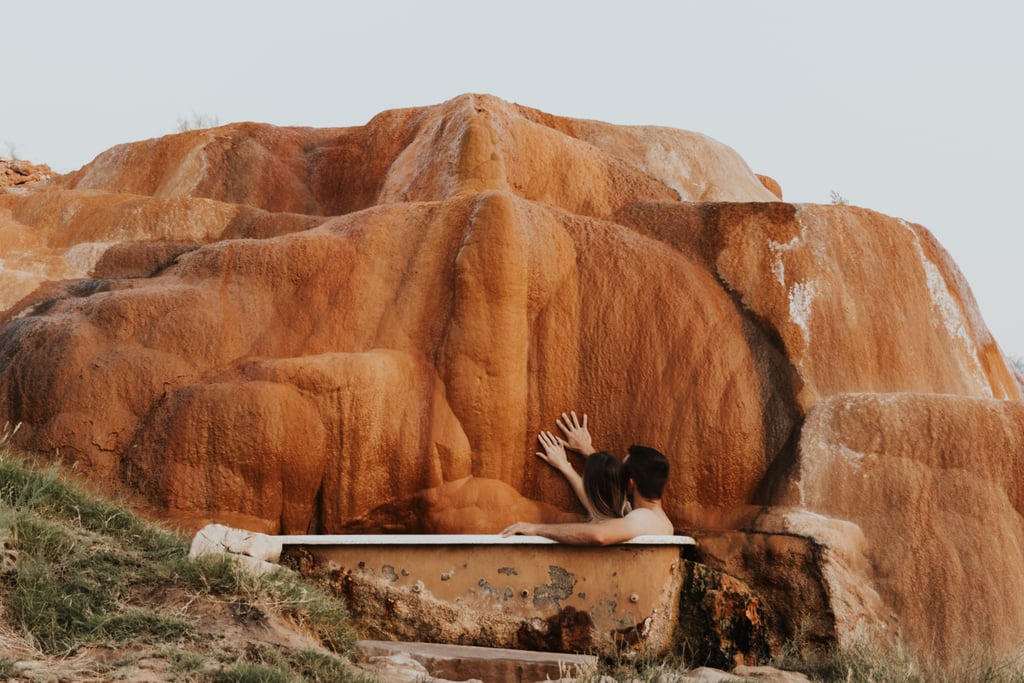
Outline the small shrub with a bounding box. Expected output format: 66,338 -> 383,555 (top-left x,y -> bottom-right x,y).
170,650 -> 207,675
176,112 -> 220,132
829,189 -> 850,205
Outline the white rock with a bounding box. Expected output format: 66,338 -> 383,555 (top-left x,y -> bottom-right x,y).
189,523 -> 282,562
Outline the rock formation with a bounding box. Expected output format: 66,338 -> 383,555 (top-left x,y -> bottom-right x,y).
0,158 -> 55,189
0,94 -> 1021,661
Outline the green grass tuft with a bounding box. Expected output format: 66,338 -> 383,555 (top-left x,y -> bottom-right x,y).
0,658 -> 17,678
0,443 -> 362,679
207,662 -> 293,683
769,635 -> 1024,683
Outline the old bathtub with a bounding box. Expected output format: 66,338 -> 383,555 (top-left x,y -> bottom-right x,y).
277,533 -> 696,656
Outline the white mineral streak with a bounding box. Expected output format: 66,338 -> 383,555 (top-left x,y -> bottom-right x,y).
74,142 -> 131,189
788,280 -> 817,342
769,213 -> 816,350
838,444 -> 866,471
641,135 -> 704,201
899,219 -> 990,397
157,132 -> 210,197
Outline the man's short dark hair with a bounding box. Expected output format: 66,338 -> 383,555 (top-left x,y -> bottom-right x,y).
625,445 -> 669,500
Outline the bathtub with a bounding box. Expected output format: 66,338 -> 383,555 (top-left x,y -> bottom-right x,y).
277,533 -> 696,656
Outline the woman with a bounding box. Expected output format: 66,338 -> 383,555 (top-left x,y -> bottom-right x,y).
536,412 -> 629,521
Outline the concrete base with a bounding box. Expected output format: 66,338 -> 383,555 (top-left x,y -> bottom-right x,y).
356,639 -> 596,682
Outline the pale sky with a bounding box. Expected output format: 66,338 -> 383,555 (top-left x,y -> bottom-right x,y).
3,1 -> 1022,355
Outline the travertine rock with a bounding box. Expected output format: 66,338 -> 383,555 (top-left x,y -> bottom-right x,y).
0,94 -> 1020,661
781,393 -> 1024,656
0,159 -> 55,188
676,560 -> 771,669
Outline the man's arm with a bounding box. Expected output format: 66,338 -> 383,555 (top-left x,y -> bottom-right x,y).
501,510 -> 656,546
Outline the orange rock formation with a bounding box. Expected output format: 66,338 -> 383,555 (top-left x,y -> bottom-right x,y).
0,158 -> 55,188
0,94 -> 1021,659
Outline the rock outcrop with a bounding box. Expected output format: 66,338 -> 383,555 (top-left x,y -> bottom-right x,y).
0,94 -> 1021,661
0,158 -> 55,188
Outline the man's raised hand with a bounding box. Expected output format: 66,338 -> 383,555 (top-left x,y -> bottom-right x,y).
557,411 -> 595,455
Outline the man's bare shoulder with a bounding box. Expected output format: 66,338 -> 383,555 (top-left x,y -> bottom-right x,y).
623,506 -> 674,535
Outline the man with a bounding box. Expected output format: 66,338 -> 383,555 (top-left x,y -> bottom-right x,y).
501,412 -> 673,545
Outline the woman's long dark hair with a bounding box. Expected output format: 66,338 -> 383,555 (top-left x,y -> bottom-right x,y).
583,451 -> 628,520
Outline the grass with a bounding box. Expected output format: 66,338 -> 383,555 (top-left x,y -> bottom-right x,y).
0,436 -> 367,681
210,645 -> 357,683
765,636 -> 1024,683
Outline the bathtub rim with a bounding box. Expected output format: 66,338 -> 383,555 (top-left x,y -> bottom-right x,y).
273,533 -> 695,546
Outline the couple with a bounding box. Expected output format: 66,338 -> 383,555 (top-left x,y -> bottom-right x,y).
501,412 -> 673,545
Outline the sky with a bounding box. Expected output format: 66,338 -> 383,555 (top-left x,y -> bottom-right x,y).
3,1 -> 1022,355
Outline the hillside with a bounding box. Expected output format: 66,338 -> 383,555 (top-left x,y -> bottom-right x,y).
0,436 -> 364,682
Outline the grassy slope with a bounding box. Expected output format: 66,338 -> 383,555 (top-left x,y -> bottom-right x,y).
0,441 -> 368,683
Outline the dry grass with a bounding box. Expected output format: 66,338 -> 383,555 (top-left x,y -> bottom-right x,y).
0,436 -> 367,682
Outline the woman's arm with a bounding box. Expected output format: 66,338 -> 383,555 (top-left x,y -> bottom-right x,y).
536,430 -> 598,518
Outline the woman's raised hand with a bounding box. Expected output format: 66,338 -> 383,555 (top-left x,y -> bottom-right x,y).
536,430 -> 571,473
557,411 -> 595,455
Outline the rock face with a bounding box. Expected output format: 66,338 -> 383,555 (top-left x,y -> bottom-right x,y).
0,94 -> 1021,661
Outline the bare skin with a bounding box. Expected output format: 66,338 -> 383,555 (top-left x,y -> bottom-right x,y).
503,412 -> 674,545
500,497 -> 673,545
556,411 -> 595,456
535,412 -> 598,518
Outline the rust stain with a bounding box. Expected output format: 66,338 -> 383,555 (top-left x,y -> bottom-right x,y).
612,614 -> 653,649
514,605 -> 594,653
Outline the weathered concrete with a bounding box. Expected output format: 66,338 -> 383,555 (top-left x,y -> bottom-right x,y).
355,640 -> 594,683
